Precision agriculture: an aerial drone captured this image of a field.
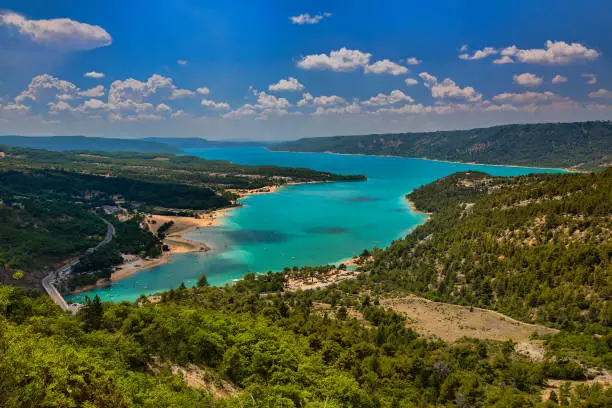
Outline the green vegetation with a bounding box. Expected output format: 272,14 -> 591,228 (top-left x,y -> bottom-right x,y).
0,145 -> 366,191
2,281 -> 610,407
272,121 -> 612,171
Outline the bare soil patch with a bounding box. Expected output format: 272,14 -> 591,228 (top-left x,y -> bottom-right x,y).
382,296 -> 558,343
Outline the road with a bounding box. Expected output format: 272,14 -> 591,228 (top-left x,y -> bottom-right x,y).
42,218 -> 115,313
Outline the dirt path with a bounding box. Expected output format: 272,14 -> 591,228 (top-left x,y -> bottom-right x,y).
382,296 -> 558,343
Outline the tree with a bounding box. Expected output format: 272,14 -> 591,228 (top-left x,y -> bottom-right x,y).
83,295 -> 103,331
197,274 -> 210,287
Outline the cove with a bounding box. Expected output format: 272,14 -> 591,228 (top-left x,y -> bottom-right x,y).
66,148 -> 565,303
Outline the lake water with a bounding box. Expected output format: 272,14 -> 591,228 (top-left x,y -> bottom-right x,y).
66,148 -> 564,303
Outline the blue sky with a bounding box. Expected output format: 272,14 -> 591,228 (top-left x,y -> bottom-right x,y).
0,0 -> 611,139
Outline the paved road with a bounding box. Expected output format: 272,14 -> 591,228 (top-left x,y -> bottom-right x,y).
42,218 -> 115,313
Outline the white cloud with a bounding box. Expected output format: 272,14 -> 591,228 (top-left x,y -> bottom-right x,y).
493,56 -> 514,65
0,11 -> 111,51
297,48 -> 371,72
2,103 -> 30,113
433,79 -> 482,102
582,73 -> 597,85
169,88 -> 196,100
459,47 -> 498,60
268,77 -> 305,92
312,102 -> 361,116
312,95 -> 346,106
552,75 -> 568,84
364,59 -> 409,75
492,91 -> 568,105
222,104 -> 257,119
588,89 -> 612,99
513,73 -> 543,87
79,85 -> 105,98
459,45 -> 469,52
15,74 -> 78,103
48,100 -> 75,113
201,99 -> 230,110
255,92 -> 291,109
499,41 -> 600,65
171,109 -> 186,118
156,103 -> 172,112
482,104 -> 520,112
405,78 -> 419,86
108,74 -> 174,105
177,60 -> 188,65
418,72 -> 438,87
419,73 -> 482,102
196,87 -> 211,95
405,57 -> 422,65
297,92 -> 314,107
362,90 -> 414,106
84,71 -> 105,79
585,103 -> 612,111
290,12 -> 331,25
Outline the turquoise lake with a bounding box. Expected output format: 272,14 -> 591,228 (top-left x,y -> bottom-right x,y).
66,148 -> 564,303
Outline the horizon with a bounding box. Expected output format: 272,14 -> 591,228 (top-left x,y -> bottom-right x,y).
0,1 -> 611,139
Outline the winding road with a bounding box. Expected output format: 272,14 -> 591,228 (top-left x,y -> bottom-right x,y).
42,218 -> 115,313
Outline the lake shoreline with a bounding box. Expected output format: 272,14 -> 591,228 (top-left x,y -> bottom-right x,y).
269,148 -> 571,173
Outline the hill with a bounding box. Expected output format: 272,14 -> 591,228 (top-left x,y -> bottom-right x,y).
143,137 -> 275,149
271,121 -> 612,171
0,135 -> 179,153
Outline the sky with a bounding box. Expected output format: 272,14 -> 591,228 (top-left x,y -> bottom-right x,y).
0,0 -> 611,140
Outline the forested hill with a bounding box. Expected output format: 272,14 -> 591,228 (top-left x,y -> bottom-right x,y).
363,169 -> 612,334
0,135 -> 180,153
271,121 -> 612,171
143,137 -> 274,149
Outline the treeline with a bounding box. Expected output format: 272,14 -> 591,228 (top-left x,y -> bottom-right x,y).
0,170 -> 229,210
271,121 -> 612,171
0,145 -> 366,190
2,281 -> 610,407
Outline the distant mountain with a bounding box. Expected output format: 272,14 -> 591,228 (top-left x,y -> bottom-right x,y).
272,121 -> 612,171
0,135 -> 179,153
143,137 -> 276,149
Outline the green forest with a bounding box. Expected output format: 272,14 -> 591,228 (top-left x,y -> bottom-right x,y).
272,121 -> 612,171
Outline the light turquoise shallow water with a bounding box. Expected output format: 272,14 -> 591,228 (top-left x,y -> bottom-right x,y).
66,148 -> 564,303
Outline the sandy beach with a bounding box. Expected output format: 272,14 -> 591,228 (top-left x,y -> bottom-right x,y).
107,185 -> 287,283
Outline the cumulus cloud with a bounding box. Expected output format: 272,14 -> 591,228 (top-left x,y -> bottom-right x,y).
364,59 -> 409,75
297,92 -> 314,107
79,85 -> 105,98
201,99 -> 230,110
297,48 -> 371,72
312,102 -> 361,116
268,77 -> 305,92
290,12 -> 331,25
405,57 -> 422,65
493,56 -> 514,65
499,41 -> 600,65
513,73 -> 543,87
482,104 -> 520,112
582,73 -> 597,85
552,75 -> 568,84
177,60 -> 188,65
362,90 -> 414,106
405,78 -> 419,86
312,95 -> 346,106
222,104 -> 257,119
459,47 -> 498,60
492,91 -> 568,105
588,89 -> 612,99
156,103 -> 172,112
15,74 -> 78,103
418,72 -> 482,102
169,88 -> 196,100
0,11 -> 112,51
84,71 -> 105,79
255,92 -> 291,109
196,87 -> 211,95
